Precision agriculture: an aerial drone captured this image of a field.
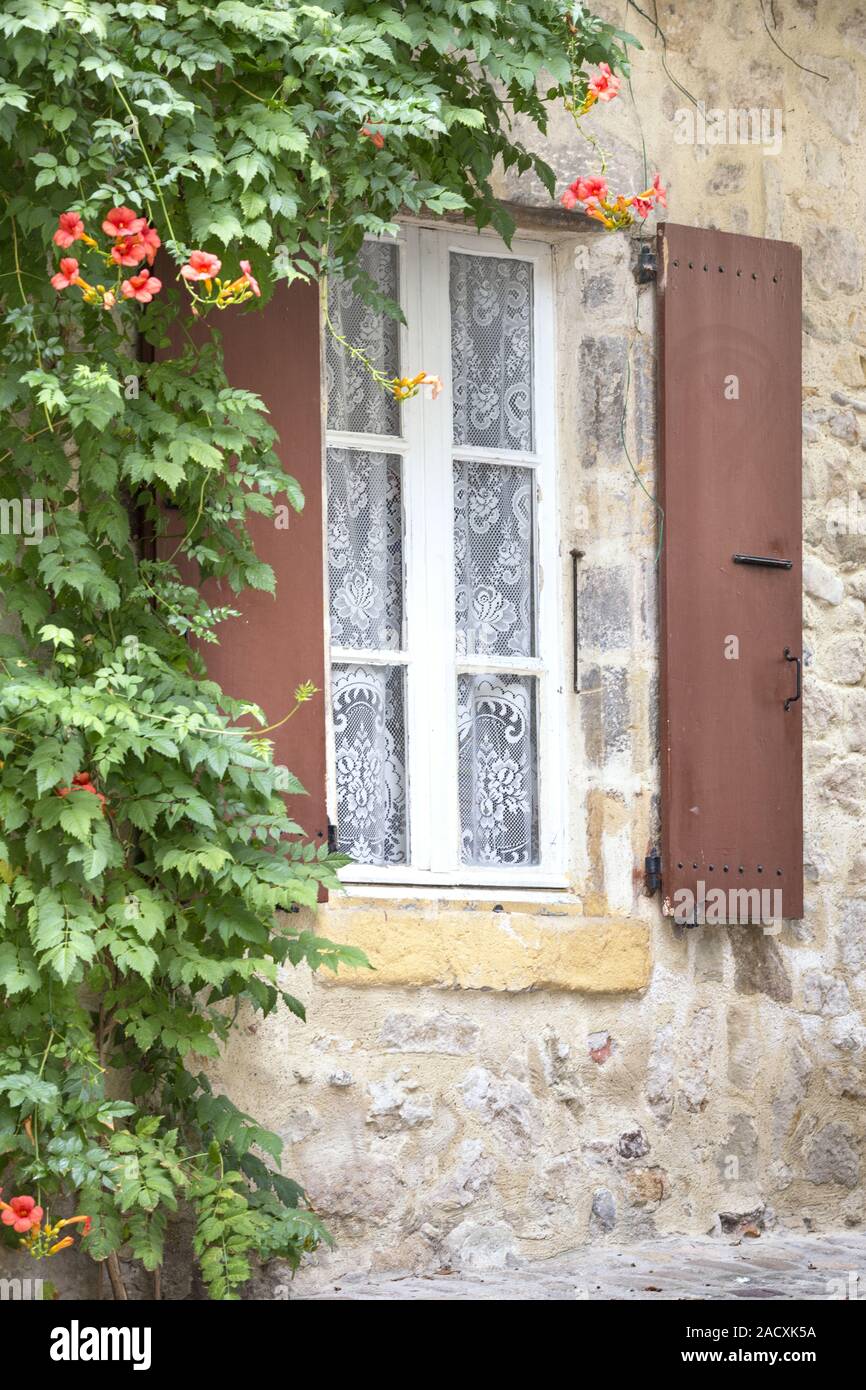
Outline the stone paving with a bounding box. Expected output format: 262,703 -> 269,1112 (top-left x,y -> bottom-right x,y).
290,1232 -> 866,1300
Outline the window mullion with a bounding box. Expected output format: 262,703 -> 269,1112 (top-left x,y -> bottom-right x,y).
398,226 -> 433,871
419,228 -> 460,874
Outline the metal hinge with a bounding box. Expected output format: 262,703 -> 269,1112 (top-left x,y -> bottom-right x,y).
644,848 -> 662,895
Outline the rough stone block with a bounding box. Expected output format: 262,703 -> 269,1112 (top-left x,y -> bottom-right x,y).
380,1010 -> 480,1055
578,335 -> 628,465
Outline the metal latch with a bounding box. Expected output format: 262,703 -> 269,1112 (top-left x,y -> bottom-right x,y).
635,242 -> 657,284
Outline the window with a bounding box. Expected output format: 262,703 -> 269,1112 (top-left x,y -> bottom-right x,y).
324,225 -> 564,888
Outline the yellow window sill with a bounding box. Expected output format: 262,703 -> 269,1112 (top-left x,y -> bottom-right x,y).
315,897 -> 651,994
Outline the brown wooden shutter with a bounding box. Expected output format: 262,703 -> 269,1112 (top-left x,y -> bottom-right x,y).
657,223 -> 803,921
187,282 -> 328,848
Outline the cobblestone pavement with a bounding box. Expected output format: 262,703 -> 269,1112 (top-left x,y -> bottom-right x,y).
290,1232 -> 866,1300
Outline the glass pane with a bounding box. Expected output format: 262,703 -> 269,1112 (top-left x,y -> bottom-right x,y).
326,241 -> 400,435
327,448 -> 404,650
331,664 -> 408,865
450,252 -> 534,452
457,674 -> 538,866
454,459 -> 535,657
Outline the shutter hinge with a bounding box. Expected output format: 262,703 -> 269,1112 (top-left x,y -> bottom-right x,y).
644,848 -> 662,895
634,242 -> 657,284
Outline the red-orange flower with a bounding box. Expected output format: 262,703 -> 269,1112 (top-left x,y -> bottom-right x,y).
111,234 -> 147,267
588,62 -> 620,103
560,174 -> 609,212
53,212 -> 86,248
239,259 -> 260,297
121,269 -> 163,303
50,257 -> 80,290
102,206 -> 146,238
0,1194 -> 44,1234
141,225 -> 162,266
361,124 -> 385,149
56,772 -> 108,809
181,250 -> 222,282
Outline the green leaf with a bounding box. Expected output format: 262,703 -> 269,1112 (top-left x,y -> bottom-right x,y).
58,792 -> 105,842
0,942 -> 41,997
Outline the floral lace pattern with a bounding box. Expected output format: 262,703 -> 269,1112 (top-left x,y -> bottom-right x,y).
331,663 -> 407,864
450,253 -> 534,452
457,674 -> 538,866
326,240 -> 400,436
454,459 -> 535,657
327,448 -> 403,650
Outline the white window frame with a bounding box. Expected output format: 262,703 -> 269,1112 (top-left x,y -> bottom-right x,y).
323,222 -> 566,890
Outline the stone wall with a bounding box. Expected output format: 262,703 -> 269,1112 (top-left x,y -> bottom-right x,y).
228,0 -> 866,1290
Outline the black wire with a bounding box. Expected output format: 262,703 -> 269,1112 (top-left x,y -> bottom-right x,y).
758,0 -> 829,80
625,0 -> 699,108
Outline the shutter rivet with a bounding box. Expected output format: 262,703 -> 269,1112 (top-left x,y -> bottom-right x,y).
723,865 -> 729,873
736,269 -> 742,277
677,861 -> 683,869
692,861 -> 698,868
708,864 -> 715,871
776,868 -> 783,876
752,272 -> 758,280
738,865 -> 745,873
757,865 -> 763,873
688,261 -> 694,269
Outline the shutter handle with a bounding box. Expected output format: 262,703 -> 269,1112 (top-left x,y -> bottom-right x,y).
784,647 -> 801,711
570,548 -> 584,693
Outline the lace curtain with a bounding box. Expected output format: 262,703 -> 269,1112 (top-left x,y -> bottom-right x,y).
452,251 -> 539,867
454,459 -> 535,658
327,448 -> 403,651
326,241 -> 400,436
331,664 -> 407,865
326,245 -> 408,866
325,240 -> 541,872
457,674 -> 539,866
450,253 -> 534,452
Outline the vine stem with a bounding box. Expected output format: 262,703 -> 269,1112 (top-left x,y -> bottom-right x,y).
8,212 -> 54,434
32,1028 -> 55,1207
106,1251 -> 129,1300
106,75 -> 179,250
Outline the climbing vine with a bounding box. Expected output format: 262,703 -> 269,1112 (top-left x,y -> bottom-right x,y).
0,0 -> 641,1298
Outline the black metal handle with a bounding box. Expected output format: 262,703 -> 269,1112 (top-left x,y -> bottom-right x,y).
784,647 -> 801,711
733,554 -> 793,570
571,548 -> 583,693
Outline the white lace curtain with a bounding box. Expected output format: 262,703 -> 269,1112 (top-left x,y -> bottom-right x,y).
457,674 -> 538,866
451,253 -> 538,866
454,459 -> 535,659
450,253 -> 534,452
326,243 -> 408,865
331,664 -> 407,866
325,241 -> 400,436
325,241 -> 540,869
